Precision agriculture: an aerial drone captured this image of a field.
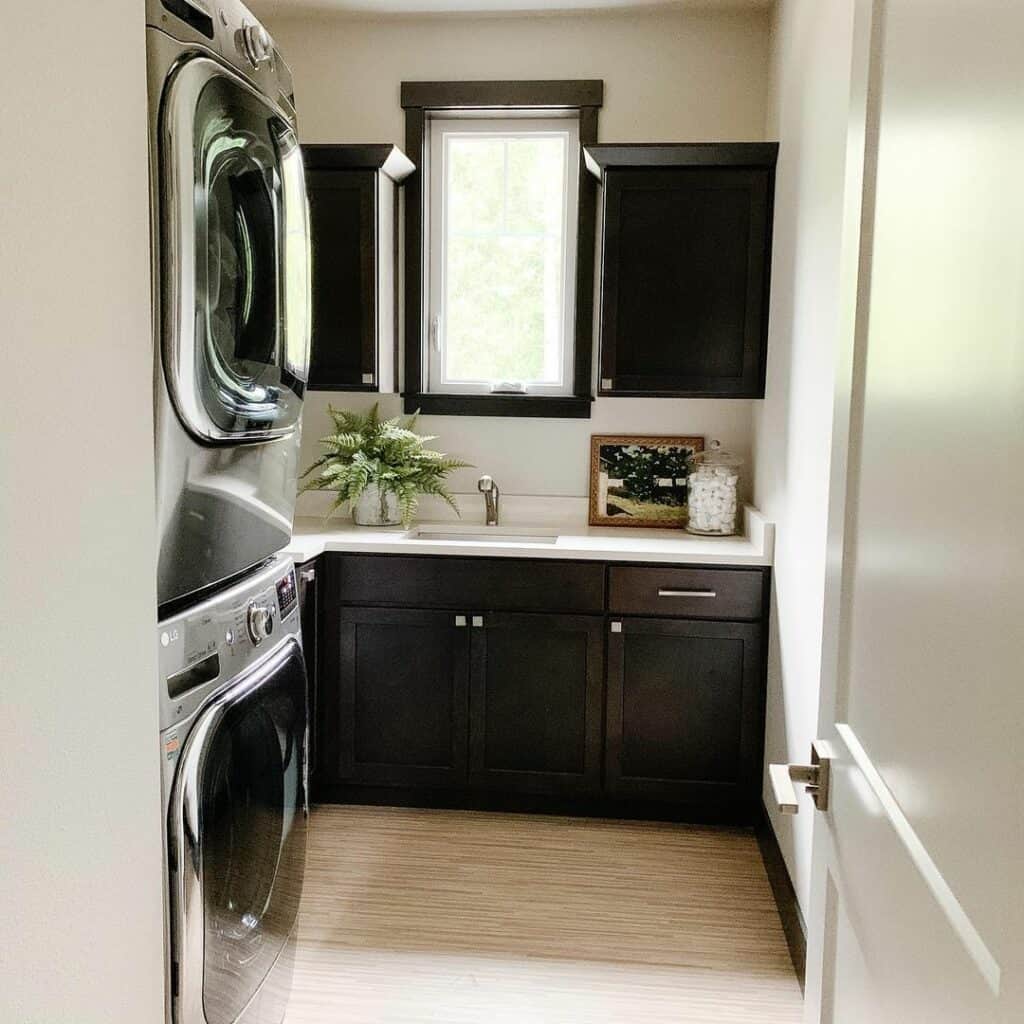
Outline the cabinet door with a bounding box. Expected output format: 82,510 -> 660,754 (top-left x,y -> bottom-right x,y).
322,607 -> 469,788
305,168 -> 376,390
469,613 -> 604,795
599,167 -> 772,398
605,617 -> 764,806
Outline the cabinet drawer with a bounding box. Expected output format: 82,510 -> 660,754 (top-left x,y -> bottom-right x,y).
330,554 -> 605,614
608,566 -> 764,620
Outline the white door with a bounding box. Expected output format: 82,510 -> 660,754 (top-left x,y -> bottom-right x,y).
790,0 -> 1024,1020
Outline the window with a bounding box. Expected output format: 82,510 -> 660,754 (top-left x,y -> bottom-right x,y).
401,80 -> 604,417
427,117 -> 579,397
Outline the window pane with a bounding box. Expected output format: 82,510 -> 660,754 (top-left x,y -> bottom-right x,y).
443,133 -> 567,385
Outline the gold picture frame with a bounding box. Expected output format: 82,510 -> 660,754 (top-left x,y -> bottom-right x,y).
588,434 -> 705,529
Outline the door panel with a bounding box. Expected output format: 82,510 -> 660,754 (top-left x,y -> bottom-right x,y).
818,734 -> 1000,1023
606,617 -> 763,806
327,607 -> 469,788
306,169 -> 375,389
600,166 -> 772,396
804,0 -> 1024,1019
468,613 -> 603,795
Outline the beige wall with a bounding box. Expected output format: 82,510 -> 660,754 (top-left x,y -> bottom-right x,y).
752,0 -> 858,917
260,7 -> 771,509
0,4 -> 164,1022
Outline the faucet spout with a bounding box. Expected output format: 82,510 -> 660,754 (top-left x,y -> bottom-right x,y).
477,475 -> 500,526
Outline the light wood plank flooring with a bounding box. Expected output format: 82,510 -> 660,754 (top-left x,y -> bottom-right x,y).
285,805 -> 802,1024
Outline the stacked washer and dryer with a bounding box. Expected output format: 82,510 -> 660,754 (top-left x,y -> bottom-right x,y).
147,2 -> 313,1022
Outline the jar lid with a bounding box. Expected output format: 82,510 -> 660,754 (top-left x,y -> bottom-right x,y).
691,439 -> 743,468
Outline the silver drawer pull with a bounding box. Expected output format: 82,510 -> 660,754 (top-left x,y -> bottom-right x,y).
658,588 -> 717,599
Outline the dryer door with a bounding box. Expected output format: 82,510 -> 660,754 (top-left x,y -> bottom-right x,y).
169,638 -> 308,1024
161,56 -> 310,444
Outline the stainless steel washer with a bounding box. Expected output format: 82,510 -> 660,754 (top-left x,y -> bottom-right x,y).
159,554 -> 308,1024
147,0 -> 312,613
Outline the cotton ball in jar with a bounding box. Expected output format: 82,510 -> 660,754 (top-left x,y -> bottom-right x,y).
686,441 -> 743,536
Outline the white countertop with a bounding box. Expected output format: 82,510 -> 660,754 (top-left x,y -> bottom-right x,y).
286,505 -> 773,567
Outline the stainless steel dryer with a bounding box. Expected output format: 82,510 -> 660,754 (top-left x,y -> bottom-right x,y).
159,554 -> 307,1024
147,0 -> 311,613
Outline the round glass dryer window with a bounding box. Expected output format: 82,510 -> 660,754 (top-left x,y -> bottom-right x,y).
191,75 -> 305,437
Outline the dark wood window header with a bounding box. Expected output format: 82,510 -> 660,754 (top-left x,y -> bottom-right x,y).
401,79 -> 604,111
401,80 -> 603,418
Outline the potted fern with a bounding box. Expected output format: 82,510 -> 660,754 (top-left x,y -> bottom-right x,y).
300,404 -> 470,527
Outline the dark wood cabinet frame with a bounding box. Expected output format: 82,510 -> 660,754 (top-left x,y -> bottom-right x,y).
303,144 -> 413,392
585,143 -> 779,399
400,80 -> 603,418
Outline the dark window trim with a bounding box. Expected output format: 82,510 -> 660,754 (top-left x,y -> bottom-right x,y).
406,394 -> 594,419
401,80 -> 603,418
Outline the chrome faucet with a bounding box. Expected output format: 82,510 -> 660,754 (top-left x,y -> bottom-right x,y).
478,475 -> 500,526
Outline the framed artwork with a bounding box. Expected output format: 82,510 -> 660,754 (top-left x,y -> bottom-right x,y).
589,434 -> 705,528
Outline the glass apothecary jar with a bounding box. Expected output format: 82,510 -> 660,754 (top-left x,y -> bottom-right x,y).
686,442 -> 743,536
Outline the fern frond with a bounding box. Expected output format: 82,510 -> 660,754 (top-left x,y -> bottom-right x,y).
300,401 -> 471,525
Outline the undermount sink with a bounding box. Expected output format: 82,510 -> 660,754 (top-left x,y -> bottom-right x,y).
407,527 -> 559,545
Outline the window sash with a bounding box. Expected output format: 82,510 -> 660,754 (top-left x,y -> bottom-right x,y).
425,115 -> 580,396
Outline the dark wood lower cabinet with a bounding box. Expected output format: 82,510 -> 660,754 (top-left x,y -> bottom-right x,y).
322,607 -> 470,789
314,553 -> 769,823
605,617 -> 764,808
469,613 -> 604,796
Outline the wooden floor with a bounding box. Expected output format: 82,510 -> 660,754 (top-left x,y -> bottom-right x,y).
284,805 -> 802,1024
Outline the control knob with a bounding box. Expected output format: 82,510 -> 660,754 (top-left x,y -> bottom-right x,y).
247,601 -> 275,644
240,23 -> 273,67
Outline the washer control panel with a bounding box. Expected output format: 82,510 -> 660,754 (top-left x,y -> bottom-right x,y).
157,556 -> 301,731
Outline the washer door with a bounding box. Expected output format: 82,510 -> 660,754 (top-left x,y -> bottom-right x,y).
161,56 -> 310,444
169,639 -> 308,1024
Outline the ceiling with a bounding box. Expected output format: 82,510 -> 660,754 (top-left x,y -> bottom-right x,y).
251,0 -> 770,18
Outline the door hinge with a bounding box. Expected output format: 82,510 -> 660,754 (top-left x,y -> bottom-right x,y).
769,741 -> 831,814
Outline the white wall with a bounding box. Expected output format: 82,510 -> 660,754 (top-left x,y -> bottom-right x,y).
752,0 -> 858,917
259,7 -> 770,512
0,4 -> 164,1022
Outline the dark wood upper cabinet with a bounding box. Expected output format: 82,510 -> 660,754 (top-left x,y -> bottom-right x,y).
303,144 -> 414,392
585,143 -> 778,399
